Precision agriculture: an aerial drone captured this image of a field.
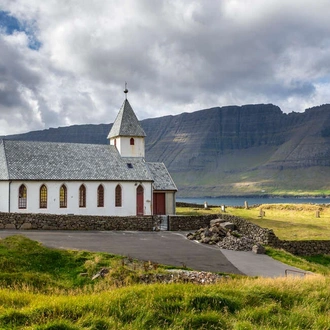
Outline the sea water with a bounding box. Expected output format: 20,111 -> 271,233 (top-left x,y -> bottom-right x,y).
177,196 -> 330,207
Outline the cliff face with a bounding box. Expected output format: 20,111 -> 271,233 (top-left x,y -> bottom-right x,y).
4,104 -> 330,196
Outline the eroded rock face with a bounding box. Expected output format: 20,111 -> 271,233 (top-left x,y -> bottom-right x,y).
187,219 -> 265,253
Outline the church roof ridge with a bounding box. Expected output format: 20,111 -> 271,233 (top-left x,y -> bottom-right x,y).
107,99 -> 146,139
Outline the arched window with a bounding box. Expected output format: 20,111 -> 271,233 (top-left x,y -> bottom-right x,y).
97,184 -> 104,207
79,184 -> 86,208
130,138 -> 135,145
115,184 -> 122,207
60,184 -> 67,208
40,184 -> 47,209
18,184 -> 27,209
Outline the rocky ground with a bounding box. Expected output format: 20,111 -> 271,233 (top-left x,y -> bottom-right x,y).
187,218 -> 265,254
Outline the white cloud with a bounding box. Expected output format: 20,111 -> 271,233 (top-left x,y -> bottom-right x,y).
1,0 -> 330,134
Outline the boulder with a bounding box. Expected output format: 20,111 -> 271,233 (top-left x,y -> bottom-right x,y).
220,222 -> 236,231
252,244 -> 266,254
210,219 -> 227,226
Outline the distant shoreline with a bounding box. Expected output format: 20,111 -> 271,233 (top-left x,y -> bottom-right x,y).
177,195 -> 330,199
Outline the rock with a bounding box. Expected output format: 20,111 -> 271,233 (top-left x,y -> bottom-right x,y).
220,222 -> 236,231
202,237 -> 211,244
20,222 -> 32,230
92,268 -> 110,280
5,224 -> 16,229
204,228 -> 212,237
210,219 -> 227,226
187,233 -> 194,240
252,244 -> 266,254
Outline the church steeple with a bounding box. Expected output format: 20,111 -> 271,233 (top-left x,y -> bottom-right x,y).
108,87 -> 146,158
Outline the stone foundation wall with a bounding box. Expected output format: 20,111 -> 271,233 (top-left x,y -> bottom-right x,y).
0,212 -> 154,231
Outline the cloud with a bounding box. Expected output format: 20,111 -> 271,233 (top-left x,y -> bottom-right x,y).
0,0 -> 330,134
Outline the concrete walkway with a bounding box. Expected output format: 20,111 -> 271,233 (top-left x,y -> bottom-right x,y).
0,230 -> 307,277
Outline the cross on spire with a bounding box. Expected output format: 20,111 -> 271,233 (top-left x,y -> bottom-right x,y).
124,82 -> 128,99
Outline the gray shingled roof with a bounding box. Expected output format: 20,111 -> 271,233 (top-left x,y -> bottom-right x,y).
147,162 -> 177,191
0,140 -> 153,181
107,99 -> 146,138
0,140 -> 9,180
0,140 -> 177,192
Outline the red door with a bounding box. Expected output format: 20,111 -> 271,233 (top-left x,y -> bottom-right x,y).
136,185 -> 144,215
153,193 -> 165,215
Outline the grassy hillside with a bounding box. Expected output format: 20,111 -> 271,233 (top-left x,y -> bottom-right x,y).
1,235 -> 330,329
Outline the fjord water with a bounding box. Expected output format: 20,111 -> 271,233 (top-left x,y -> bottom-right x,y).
177,197 -> 330,207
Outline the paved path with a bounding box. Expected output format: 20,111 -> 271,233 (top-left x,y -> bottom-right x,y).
0,230 -> 306,277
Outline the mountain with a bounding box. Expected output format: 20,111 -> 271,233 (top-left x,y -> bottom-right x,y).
3,103 -> 330,197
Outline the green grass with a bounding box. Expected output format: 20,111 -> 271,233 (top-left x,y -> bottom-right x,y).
227,204 -> 330,240
2,235 -> 330,329
1,276 -> 330,329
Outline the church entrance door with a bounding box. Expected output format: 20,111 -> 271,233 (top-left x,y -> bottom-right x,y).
136,185 -> 144,215
153,192 -> 165,215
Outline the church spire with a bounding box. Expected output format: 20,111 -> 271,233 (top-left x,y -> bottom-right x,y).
107,85 -> 146,158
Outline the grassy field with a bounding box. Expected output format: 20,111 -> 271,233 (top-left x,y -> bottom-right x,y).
1,235 -> 330,329
177,203 -> 330,240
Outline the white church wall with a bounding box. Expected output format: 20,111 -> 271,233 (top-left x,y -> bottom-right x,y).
0,181 -> 9,212
165,192 -> 176,215
9,181 -> 152,216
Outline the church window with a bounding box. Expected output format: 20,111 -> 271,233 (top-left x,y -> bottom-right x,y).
130,138 -> 135,145
127,163 -> 133,169
97,184 -> 104,207
79,184 -> 86,208
115,184 -> 122,207
60,184 -> 67,208
18,184 -> 27,209
40,184 -> 47,209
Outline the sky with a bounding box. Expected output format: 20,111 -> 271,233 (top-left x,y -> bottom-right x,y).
1,0 -> 330,135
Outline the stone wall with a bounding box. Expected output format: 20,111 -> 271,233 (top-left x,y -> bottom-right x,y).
218,214 -> 330,255
217,214 -> 280,246
168,214 -> 219,231
271,240 -> 330,256
170,213 -> 330,256
0,212 -> 154,231
1,211 -> 330,255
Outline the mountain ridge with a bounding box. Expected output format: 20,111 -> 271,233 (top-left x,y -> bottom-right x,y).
3,103 -> 330,197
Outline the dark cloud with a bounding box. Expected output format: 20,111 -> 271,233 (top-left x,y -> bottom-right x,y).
0,0 -> 330,134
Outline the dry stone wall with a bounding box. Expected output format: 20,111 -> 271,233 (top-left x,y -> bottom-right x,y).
168,214 -> 218,231
170,213 -> 330,256
0,212 -> 154,231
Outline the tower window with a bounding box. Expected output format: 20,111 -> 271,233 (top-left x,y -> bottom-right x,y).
127,163 -> 133,169
130,138 -> 135,145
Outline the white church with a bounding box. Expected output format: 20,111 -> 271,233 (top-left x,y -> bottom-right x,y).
0,91 -> 177,216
